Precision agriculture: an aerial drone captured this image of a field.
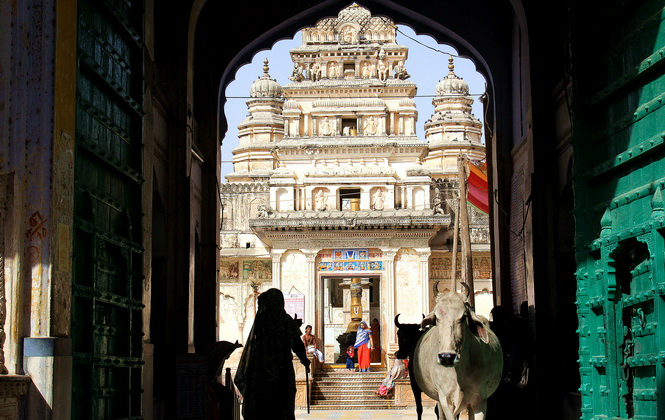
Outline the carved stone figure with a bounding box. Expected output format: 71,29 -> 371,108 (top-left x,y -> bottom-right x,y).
315,189 -> 329,211
289,63 -> 304,82
361,62 -> 371,78
377,60 -> 388,82
328,62 -> 339,78
364,116 -> 378,135
372,189 -> 385,210
393,60 -> 410,80
257,204 -> 272,218
311,62 -> 321,82
320,117 -> 334,136
341,26 -> 355,44
432,187 -> 445,215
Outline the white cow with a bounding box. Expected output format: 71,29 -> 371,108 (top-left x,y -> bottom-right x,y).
415,284 -> 503,420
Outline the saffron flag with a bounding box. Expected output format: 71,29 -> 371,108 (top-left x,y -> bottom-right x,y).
467,162 -> 489,214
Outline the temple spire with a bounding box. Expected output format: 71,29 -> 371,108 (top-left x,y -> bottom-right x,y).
263,58 -> 270,76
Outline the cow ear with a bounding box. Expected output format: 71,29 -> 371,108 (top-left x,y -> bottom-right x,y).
468,313 -> 490,344
421,312 -> 436,329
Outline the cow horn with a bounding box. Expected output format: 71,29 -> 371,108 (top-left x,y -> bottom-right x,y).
433,281 -> 441,297
460,282 -> 471,299
394,314 -> 402,328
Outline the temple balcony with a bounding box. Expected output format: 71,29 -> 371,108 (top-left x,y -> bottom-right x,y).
249,208 -> 449,230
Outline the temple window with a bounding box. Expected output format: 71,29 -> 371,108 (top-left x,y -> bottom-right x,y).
339,188 -> 361,210
341,118 -> 357,136
343,62 -> 355,78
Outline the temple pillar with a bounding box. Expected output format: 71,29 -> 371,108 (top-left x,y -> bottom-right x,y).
386,186 -> 395,210
381,249 -> 398,350
305,186 -> 314,210
378,115 -> 386,135
295,117 -> 301,136
417,249 -> 432,314
405,185 -> 414,209
271,249 -> 285,289
360,187 -> 371,210
304,251 -> 318,327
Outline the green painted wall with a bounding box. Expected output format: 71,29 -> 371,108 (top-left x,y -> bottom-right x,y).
573,1 -> 665,419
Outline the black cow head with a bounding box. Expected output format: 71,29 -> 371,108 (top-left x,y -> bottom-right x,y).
394,313 -> 425,360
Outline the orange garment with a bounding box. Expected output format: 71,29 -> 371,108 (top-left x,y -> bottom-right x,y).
357,342 -> 370,370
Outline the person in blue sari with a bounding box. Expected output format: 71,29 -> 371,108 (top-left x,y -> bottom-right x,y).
354,321 -> 373,372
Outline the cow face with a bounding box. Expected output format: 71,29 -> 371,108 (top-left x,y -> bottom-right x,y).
421,292 -> 490,367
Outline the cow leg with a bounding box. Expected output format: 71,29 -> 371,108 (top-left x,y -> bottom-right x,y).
470,400 -> 487,420
437,401 -> 456,420
408,364 -> 424,420
411,385 -> 423,420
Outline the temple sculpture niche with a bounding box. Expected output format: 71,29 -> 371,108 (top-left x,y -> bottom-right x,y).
219,3 -> 491,369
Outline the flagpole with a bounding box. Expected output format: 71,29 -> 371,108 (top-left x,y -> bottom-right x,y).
451,194 -> 460,292
457,155 -> 475,308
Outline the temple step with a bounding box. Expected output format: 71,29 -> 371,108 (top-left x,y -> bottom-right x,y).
310,368 -> 397,410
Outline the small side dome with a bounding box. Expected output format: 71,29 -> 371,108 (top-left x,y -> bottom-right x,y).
435,56 -> 469,96
249,58 -> 283,98
284,100 -> 301,110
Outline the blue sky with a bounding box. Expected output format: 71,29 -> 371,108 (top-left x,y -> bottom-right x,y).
221,24 -> 487,178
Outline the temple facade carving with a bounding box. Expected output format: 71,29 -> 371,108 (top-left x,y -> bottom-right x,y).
220,3 -> 491,370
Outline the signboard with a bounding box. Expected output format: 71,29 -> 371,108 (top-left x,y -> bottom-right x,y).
331,248 -> 369,260
284,293 -> 305,321
318,261 -> 383,271
317,248 -> 383,271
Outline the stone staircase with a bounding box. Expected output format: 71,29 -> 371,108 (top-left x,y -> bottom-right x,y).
310,366 -> 402,410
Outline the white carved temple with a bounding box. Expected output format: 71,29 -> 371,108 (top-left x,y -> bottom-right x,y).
219,3 -> 491,367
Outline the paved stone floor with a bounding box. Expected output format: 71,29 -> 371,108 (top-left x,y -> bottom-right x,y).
295,409 -> 447,419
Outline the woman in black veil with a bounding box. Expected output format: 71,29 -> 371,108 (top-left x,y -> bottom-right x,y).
234,288 -> 310,419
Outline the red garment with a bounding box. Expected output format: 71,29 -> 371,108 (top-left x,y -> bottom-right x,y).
357,343 -> 370,370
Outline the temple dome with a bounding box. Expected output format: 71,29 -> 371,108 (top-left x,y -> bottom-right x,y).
435,56 -> 469,96
249,59 -> 282,98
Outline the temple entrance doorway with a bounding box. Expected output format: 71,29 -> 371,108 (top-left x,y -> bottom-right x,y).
321,275 -> 381,366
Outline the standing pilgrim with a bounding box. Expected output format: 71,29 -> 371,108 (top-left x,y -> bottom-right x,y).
234,288 -> 311,420
370,318 -> 382,362
354,321 -> 373,372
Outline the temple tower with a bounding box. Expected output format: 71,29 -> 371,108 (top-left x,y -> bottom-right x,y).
219,4 -> 492,376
